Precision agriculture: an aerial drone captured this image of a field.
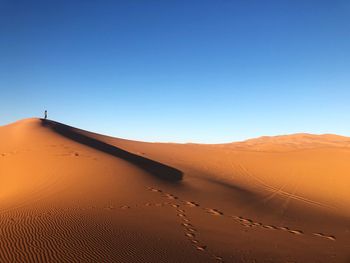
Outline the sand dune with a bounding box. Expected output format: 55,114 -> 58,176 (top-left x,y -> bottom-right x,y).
0,118 -> 349,262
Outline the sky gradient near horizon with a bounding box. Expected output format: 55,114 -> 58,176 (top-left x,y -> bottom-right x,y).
1,0 -> 350,143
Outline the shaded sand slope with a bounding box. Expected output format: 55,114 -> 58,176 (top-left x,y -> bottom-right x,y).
0,118 -> 349,262
84,129 -> 350,216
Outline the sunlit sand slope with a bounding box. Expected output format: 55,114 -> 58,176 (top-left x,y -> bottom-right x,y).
0,118 -> 349,262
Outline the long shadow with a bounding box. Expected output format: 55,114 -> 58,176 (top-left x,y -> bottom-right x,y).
40,119 -> 183,182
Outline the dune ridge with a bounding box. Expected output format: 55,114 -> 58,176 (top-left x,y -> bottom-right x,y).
0,118 -> 349,262
41,119 -> 183,182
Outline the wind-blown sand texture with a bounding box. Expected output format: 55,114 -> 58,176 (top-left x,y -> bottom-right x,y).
0,118 -> 349,262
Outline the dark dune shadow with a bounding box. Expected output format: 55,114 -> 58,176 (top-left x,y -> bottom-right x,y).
40,119 -> 183,182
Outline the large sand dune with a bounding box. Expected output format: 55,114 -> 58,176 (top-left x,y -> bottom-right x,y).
0,118 -> 349,262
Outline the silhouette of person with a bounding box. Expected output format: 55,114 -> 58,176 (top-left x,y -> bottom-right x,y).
44,110 -> 47,119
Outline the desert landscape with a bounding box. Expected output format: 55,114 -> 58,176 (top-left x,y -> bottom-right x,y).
0,118 -> 349,262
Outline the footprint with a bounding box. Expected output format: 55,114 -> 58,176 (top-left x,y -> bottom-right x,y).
277,226 -> 290,231
289,230 -> 303,235
182,222 -> 193,228
214,256 -> 224,262
184,201 -> 199,207
263,225 -> 277,230
191,239 -> 199,244
185,233 -> 195,238
239,218 -> 253,224
195,245 -> 207,251
104,205 -> 115,210
148,187 -> 162,193
313,233 -> 336,241
205,208 -> 223,216
164,193 -> 178,200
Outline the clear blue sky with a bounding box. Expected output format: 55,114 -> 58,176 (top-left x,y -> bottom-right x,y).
1,0 -> 349,143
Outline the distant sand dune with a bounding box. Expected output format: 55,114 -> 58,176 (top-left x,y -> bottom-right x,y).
0,118 -> 349,262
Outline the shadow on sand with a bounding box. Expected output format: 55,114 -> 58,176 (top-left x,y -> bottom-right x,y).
41,119 -> 183,182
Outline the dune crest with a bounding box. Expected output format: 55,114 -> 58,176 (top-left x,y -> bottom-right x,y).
0,118 -> 349,262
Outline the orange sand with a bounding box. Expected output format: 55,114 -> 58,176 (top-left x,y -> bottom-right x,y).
0,118 -> 349,262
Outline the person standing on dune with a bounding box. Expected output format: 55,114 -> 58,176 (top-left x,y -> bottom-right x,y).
44,110 -> 47,119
